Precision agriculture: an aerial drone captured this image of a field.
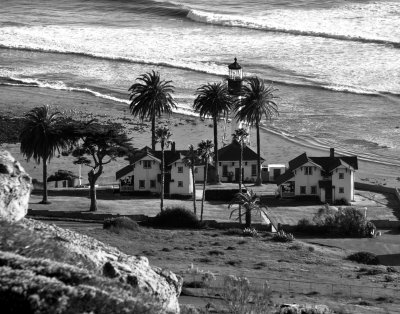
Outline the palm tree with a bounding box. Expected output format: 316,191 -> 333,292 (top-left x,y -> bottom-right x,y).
232,128 -> 249,224
20,105 -> 69,204
193,82 -> 234,184
235,77 -> 278,186
229,190 -> 264,228
155,126 -> 172,212
197,139 -> 214,221
129,71 -> 177,150
183,144 -> 199,215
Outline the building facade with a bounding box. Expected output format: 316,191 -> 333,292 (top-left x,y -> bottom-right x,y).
276,149 -> 357,203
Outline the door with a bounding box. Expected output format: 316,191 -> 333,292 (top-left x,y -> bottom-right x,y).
273,169 -> 281,181
234,168 -> 244,182
325,181 -> 332,201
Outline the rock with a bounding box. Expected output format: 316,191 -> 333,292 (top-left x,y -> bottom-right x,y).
0,150 -> 32,222
103,261 -> 120,278
20,218 -> 182,313
0,251 -> 167,314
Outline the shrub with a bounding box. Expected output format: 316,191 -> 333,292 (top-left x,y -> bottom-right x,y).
334,198 -> 351,206
384,275 -> 395,282
243,228 -> 259,237
347,252 -> 380,265
216,275 -> 273,313
272,231 -> 294,243
151,206 -> 201,228
103,217 -> 139,233
223,228 -> 244,236
312,206 -> 376,237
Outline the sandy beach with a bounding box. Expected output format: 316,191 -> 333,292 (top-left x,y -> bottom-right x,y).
1,84 -> 399,189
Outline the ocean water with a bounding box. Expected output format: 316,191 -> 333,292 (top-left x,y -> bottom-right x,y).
1,0 -> 400,169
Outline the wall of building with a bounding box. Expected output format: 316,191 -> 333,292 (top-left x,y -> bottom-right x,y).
169,161 -> 193,195
132,157 -> 161,193
331,166 -> 352,202
218,160 -> 259,182
293,162 -> 322,196
194,165 -> 205,183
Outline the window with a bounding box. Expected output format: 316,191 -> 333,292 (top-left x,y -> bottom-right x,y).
300,186 -> 306,194
339,173 -> 344,179
232,162 -> 235,166
194,168 -> 198,174
178,166 -> 183,173
143,160 -> 151,169
311,186 -> 317,194
304,166 -> 312,175
251,164 -> 257,176
339,187 -> 344,194
150,180 -> 156,188
245,162 -> 248,166
223,165 -> 228,176
178,181 -> 183,187
139,180 -> 145,189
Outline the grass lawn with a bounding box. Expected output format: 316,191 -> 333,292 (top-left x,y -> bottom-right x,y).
48,220 -> 400,313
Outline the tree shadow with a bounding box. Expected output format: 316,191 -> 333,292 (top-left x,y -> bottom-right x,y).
377,254 -> 400,266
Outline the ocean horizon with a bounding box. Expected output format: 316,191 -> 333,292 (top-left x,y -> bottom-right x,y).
1,0 -> 400,170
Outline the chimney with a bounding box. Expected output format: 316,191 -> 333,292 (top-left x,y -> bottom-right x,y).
330,148 -> 335,158
171,141 -> 176,153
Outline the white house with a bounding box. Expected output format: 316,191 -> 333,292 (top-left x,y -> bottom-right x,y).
116,145 -> 193,196
116,140 -> 265,195
216,140 -> 265,183
276,148 -> 358,203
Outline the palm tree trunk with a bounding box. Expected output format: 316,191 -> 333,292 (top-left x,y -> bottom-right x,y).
255,121 -> 262,186
160,142 -> 165,212
41,155 -> 49,204
238,141 -> 243,224
213,116 -> 220,184
201,163 -> 208,221
191,165 -> 197,215
245,207 -> 252,228
151,115 -> 156,151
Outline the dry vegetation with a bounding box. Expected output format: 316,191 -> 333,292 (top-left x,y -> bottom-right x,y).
61,221 -> 400,313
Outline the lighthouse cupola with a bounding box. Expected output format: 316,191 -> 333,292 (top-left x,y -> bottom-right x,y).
228,57 -> 243,96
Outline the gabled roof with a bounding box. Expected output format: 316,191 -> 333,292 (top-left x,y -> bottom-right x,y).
116,164 -> 134,180
276,151 -> 358,185
275,170 -> 295,185
218,140 -> 264,162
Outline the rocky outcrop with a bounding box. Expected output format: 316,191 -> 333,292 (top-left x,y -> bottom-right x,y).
20,219 -> 182,313
0,251 -> 166,314
0,150 -> 32,222
0,150 -> 181,312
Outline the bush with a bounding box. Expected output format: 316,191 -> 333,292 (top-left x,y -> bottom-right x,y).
103,217 -> 139,233
312,206 -> 376,237
334,198 -> 351,206
242,228 -> 259,237
151,206 -> 201,228
272,231 -> 294,243
347,252 -> 380,265
223,228 -> 243,236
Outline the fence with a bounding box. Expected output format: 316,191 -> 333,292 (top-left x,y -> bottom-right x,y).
183,273 -> 400,300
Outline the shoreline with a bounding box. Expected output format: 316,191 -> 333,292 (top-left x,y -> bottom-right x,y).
1,84 -> 399,189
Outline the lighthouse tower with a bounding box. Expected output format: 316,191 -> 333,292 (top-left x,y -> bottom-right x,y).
227,58 -> 249,142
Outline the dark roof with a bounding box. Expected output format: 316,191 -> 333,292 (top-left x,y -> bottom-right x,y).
275,170 -> 294,185
309,156 -> 357,172
276,151 -> 358,185
218,140 -> 264,162
288,153 -> 309,170
116,164 -> 134,180
228,57 -> 241,70
118,142 -> 264,178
